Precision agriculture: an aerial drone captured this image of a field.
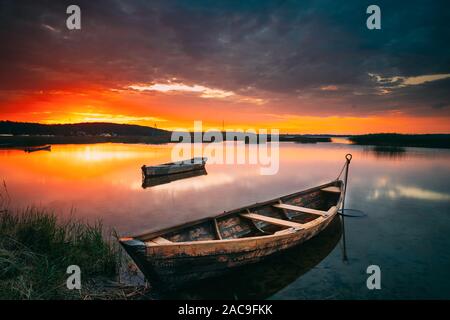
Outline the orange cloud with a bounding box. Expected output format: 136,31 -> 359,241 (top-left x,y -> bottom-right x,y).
1,87 -> 449,134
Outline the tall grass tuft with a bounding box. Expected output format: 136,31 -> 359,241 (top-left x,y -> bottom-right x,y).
0,184 -> 120,299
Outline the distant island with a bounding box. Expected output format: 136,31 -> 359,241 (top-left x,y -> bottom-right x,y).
349,133 -> 450,149
0,120 -> 169,136
0,121 -> 172,146
0,121 -> 333,147
1,121 -> 448,149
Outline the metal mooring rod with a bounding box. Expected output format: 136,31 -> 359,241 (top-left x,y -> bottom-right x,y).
340,153 -> 352,262
341,153 -> 352,212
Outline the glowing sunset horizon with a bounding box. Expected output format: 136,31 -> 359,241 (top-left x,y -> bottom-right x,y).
1,2 -> 449,135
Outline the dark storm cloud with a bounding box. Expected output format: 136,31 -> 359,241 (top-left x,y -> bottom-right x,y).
0,0 -> 449,116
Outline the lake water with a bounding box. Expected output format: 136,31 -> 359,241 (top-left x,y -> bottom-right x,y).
1,141 -> 449,299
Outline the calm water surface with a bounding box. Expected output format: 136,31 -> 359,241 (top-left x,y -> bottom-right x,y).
1,142 -> 449,299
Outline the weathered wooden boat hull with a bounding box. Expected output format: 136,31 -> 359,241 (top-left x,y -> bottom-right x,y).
141,157 -> 207,177
167,216 -> 342,299
128,217 -> 335,285
142,162 -> 205,176
120,180 -> 343,287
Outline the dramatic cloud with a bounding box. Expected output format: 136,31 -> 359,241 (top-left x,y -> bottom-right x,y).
0,0 -> 449,132
129,83 -> 235,98
370,73 -> 450,88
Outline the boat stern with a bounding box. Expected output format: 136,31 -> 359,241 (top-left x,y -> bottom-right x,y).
119,237 -> 146,248
119,237 -> 149,267
119,237 -> 147,260
191,156 -> 208,164
141,165 -> 157,177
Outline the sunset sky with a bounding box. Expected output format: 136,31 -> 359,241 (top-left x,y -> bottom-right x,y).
1,0 -> 449,134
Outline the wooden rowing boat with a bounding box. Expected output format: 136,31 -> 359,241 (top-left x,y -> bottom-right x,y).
142,168 -> 207,188
24,145 -> 51,153
141,157 -> 207,177
120,179 -> 344,287
166,215 -> 343,299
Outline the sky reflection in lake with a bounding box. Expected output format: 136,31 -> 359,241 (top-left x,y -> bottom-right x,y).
1,141 -> 449,299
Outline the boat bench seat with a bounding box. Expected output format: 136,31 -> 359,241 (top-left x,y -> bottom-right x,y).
147,236 -> 173,246
273,203 -> 329,217
241,213 -> 304,229
321,186 -> 341,193
274,228 -> 296,236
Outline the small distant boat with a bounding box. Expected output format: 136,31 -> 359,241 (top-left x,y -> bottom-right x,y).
24,145 -> 51,153
142,169 -> 207,188
120,180 -> 344,287
141,157 -> 207,177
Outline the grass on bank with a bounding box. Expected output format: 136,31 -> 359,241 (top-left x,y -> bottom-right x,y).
0,186 -> 149,300
0,208 -> 118,299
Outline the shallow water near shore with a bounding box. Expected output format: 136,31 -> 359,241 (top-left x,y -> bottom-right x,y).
1,141 -> 449,299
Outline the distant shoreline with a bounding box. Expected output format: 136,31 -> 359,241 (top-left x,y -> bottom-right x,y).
0,134 -> 332,148
1,121 -> 449,149
349,133 -> 450,149
1,133 -> 450,149
0,135 -> 172,148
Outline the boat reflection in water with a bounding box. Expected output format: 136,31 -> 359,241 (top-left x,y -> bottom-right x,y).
142,168 -> 208,189
161,215 -> 344,300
